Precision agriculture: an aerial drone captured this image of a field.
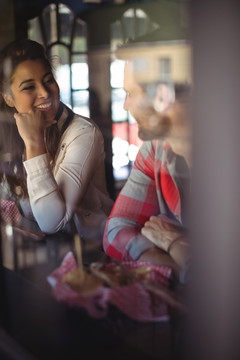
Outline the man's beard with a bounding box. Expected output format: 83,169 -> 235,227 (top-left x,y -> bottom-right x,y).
137,113 -> 171,141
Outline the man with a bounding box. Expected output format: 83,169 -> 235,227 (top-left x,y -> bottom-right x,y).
103,48 -> 191,277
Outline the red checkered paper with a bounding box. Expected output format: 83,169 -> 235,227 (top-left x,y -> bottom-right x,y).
1,199 -> 22,225
47,252 -> 173,322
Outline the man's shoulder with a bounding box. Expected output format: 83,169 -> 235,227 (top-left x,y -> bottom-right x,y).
138,139 -> 166,159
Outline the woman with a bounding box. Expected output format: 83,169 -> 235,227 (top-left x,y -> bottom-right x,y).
0,39 -> 113,242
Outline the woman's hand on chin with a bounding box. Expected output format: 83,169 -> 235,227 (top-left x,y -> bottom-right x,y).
14,110 -> 56,159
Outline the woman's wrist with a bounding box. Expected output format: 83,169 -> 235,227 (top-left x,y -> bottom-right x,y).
25,142 -> 46,160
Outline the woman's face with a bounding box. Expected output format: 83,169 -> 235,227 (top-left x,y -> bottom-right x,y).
5,59 -> 60,121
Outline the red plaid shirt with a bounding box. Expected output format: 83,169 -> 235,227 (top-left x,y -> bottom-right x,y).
103,140 -> 189,261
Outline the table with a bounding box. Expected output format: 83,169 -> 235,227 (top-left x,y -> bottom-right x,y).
0,220 -> 186,360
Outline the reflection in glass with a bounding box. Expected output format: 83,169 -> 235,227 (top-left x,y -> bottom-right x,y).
122,8 -> 135,40
128,143 -> 140,162
110,21 -> 123,51
135,9 -> 149,38
71,55 -> 89,90
59,4 -> 74,45
129,123 -> 142,147
120,8 -> 159,42
57,65 -> 71,107
110,59 -> 124,88
28,17 -> 44,45
49,43 -> 69,65
110,8 -> 161,184
28,4 -> 90,125
72,19 -> 87,52
112,121 -> 142,180
42,4 -> 58,46
73,91 -> 89,117
111,89 -> 127,122
49,45 -> 71,107
159,57 -> 172,81
112,122 -> 130,180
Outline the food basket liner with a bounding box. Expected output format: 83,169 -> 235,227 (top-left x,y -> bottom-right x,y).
47,251 -> 173,322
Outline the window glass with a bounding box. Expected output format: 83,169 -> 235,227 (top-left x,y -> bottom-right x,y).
159,57 -> 172,81
49,45 -> 71,107
111,88 -> 127,122
110,21 -> 123,51
42,4 -> 58,46
112,122 -> 130,180
110,8 -> 160,185
135,9 -> 149,37
72,19 -> 87,52
28,17 -> 44,45
122,8 -> 135,40
28,5 -> 89,114
73,90 -> 89,117
59,4 -> 74,45
71,55 -> 89,90
110,59 -> 124,88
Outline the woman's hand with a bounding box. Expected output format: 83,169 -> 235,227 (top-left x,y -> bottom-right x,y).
141,215 -> 185,253
14,109 -> 56,145
14,110 -> 56,159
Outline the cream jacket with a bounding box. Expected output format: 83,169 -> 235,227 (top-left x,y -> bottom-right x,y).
22,105 -> 113,240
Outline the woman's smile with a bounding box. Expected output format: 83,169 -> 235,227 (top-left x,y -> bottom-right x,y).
35,101 -> 53,111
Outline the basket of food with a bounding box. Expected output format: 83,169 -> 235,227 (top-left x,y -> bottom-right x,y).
47,236 -> 184,322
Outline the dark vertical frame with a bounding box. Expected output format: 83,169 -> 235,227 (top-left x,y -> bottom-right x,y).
191,1 -> 240,359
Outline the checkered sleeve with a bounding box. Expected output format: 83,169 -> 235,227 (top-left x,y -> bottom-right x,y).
103,141 -> 160,261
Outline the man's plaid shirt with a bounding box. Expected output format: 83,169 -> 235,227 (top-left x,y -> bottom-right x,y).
103,140 -> 190,261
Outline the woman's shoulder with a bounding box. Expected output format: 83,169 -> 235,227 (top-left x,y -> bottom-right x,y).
71,113 -> 95,131
65,113 -> 102,139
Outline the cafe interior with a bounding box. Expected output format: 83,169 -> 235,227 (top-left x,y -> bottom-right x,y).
1,0 -> 240,359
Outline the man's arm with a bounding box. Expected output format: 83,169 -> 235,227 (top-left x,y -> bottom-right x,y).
103,141 -> 173,264
103,142 -> 159,259
138,247 -> 180,274
141,215 -> 189,270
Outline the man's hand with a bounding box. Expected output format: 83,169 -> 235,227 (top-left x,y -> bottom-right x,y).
141,215 -> 184,253
141,215 -> 189,269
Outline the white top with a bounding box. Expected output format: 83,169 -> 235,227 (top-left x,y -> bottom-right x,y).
22,105 -> 113,239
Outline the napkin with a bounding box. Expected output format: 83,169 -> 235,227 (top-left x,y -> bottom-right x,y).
1,199 -> 22,225
47,252 -> 173,322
